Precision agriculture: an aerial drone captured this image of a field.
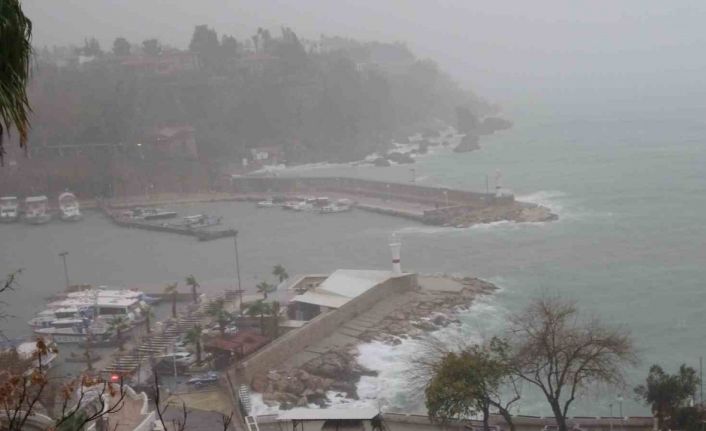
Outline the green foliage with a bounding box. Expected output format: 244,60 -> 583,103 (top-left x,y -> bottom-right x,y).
0,0 -> 32,163
112,37 -> 130,56
185,324 -> 203,362
185,275 -> 200,303
635,364 -> 700,430
141,38 -> 161,56
256,281 -> 275,299
272,264 -> 289,283
426,340 -> 515,429
28,26 -> 492,166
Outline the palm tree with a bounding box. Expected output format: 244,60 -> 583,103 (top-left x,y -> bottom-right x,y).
142,304 -> 155,334
256,281 -> 274,299
185,275 -> 200,303
247,300 -> 271,336
272,265 -> 289,284
207,298 -> 230,336
0,0 -> 32,164
109,315 -> 130,351
163,283 -> 179,318
185,324 -> 203,363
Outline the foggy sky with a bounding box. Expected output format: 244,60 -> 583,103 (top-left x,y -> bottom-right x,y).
23,1 -> 706,110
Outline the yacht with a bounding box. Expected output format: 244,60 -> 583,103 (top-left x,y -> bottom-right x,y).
24,195 -> 51,224
58,192 -> 82,221
1,337 -> 59,373
0,196 -> 19,222
29,287 -> 148,343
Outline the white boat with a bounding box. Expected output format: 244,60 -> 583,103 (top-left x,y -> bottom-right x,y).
29,287 -> 148,343
24,196 -> 51,224
0,196 -> 19,222
123,207 -> 177,220
256,200 -> 277,208
58,192 -> 82,221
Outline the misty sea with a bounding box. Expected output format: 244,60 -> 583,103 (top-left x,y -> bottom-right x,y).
3,101 -> 706,416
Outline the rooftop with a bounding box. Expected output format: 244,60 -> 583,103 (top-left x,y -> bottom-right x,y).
291,269 -> 400,309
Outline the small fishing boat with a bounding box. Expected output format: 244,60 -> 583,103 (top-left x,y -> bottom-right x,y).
0,196 -> 19,222
58,192 -> 82,221
23,196 -> 51,224
256,199 -> 277,208
182,214 -> 222,228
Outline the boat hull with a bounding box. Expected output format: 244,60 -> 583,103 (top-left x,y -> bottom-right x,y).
60,213 -> 83,222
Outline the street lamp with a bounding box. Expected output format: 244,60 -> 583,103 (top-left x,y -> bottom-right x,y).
617,394 -> 624,417
233,231 -> 242,314
58,251 -> 70,289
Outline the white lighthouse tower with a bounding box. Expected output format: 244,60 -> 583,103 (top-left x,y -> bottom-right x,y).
390,234 -> 402,275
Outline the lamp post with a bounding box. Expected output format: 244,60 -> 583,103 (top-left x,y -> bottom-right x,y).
233,231 -> 242,314
58,251 -> 70,289
617,394 -> 624,417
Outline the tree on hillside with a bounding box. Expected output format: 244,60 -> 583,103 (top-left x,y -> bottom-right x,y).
221,35 -> 239,58
112,37 -> 131,56
142,38 -> 162,56
270,300 -> 284,338
185,275 -> 200,303
81,37 -> 102,57
164,282 -> 179,317
272,264 -> 289,283
189,25 -> 221,72
635,364 -> 700,430
424,339 -> 519,431
0,0 -> 32,163
506,294 -> 637,431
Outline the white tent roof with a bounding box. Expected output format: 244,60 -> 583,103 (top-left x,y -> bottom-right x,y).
277,407 -> 380,421
291,269 -> 397,309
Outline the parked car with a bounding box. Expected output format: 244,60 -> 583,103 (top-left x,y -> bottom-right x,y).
187,371 -> 219,387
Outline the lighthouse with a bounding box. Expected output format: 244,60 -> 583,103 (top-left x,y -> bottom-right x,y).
390,235 -> 402,275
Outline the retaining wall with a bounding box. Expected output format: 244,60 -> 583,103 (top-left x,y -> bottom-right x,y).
234,273 -> 418,383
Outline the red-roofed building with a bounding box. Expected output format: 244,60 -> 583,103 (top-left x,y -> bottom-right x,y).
204,330 -> 270,368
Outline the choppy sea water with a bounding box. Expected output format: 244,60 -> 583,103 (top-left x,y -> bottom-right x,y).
3,104 -> 706,416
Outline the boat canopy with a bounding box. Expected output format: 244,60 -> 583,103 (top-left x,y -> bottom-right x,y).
0,196 -> 17,201
25,196 -> 48,203
58,192 -> 77,202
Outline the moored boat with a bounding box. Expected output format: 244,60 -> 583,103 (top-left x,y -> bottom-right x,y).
23,196 -> 51,224
58,191 -> 82,221
29,287 -> 149,344
0,196 -> 19,222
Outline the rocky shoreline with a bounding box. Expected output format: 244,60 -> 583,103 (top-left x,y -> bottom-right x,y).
253,276 -> 498,409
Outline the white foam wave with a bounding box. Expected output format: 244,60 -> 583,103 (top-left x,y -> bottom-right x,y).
348,295 -> 507,412
517,190 -> 567,215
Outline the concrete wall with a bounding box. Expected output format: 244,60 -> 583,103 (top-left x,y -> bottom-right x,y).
231,176 -> 508,207
234,273 -> 418,383
254,413 -> 655,431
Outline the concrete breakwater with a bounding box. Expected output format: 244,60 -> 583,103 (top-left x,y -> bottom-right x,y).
231,176 -> 557,226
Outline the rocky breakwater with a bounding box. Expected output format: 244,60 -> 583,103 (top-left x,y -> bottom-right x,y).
253,276 -> 498,409
424,201 -> 558,228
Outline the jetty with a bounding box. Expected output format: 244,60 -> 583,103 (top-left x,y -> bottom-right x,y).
98,202 -> 237,241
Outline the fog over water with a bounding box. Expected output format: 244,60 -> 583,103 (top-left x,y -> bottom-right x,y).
5,0 -> 706,420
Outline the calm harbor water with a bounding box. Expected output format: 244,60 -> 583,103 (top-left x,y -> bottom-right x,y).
3,102 -> 706,416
